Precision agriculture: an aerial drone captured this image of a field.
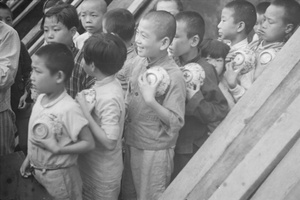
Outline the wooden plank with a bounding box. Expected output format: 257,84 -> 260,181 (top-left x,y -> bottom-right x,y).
12,0 -> 40,27
160,28 -> 300,200
0,151 -> 51,200
107,0 -> 134,11
11,0 -> 25,12
250,138 -> 300,200
28,35 -> 44,56
127,0 -> 149,15
208,94 -> 300,200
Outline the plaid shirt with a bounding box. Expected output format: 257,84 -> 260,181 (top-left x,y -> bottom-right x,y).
65,49 -> 95,98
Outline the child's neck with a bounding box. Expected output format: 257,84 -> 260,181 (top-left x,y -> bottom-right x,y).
179,48 -> 199,65
148,51 -> 168,63
262,39 -> 283,46
230,34 -> 247,46
43,86 -> 65,105
94,71 -> 109,82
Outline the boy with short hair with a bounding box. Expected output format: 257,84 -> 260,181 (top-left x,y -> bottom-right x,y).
102,8 -> 137,93
20,43 -> 95,200
168,11 -> 228,179
122,11 -> 186,200
217,0 -> 257,102
74,0 -> 107,49
249,0 -> 300,81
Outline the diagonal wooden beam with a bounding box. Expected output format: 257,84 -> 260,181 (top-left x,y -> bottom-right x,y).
160,28 -> 300,200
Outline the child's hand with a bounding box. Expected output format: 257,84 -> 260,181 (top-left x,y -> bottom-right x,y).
31,133 -> 60,154
18,91 -> 28,109
186,83 -> 201,100
20,156 -> 31,178
76,92 -> 89,114
224,62 -> 243,89
138,73 -> 160,104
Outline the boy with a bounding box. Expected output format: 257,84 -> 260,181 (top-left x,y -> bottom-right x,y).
20,43 -> 95,200
0,2 -> 32,154
168,11 -> 228,179
74,0 -> 107,49
249,0 -> 300,81
252,2 -> 270,42
122,11 -> 186,200
76,33 -> 127,200
102,8 -> 136,93
0,20 -> 20,155
217,0 -> 257,102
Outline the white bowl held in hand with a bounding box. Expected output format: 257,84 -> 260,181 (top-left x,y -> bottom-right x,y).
232,49 -> 256,74
145,66 -> 170,97
182,62 -> 206,91
81,88 -> 96,112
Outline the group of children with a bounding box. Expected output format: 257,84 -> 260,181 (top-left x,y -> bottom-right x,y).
0,0 -> 299,199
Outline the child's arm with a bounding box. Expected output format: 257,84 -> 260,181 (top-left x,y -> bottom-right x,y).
20,155 -> 31,177
76,92 -> 120,151
138,73 -> 172,126
224,62 -> 254,102
31,125 -> 95,154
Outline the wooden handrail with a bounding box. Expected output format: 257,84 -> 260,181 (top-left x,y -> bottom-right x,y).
12,0 -> 40,27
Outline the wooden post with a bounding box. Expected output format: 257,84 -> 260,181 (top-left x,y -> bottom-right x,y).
160,28 -> 300,200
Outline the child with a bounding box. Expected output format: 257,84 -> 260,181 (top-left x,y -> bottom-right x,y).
168,11 -> 228,179
76,33 -> 127,200
217,0 -> 257,102
74,0 -> 107,49
20,43 -> 95,200
0,2 -> 32,154
122,11 -> 186,200
201,38 -> 234,109
20,43 -> 95,199
102,8 -> 136,93
0,20 -> 20,155
249,0 -> 300,81
154,0 -> 183,16
252,2 -> 270,42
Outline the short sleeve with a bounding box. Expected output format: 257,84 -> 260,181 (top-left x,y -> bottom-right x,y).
62,104 -> 89,142
94,99 -> 122,140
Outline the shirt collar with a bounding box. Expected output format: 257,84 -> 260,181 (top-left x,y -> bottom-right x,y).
41,90 -> 67,108
93,75 -> 115,87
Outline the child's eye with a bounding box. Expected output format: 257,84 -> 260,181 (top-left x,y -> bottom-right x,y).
92,15 -> 98,17
54,29 -> 60,32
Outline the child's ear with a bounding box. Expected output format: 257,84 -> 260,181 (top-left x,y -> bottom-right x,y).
70,26 -> 77,37
237,21 -> 246,33
56,70 -> 65,84
190,35 -> 200,48
160,37 -> 171,51
285,24 -> 294,35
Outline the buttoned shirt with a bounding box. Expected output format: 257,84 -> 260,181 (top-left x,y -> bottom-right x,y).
125,55 -> 186,150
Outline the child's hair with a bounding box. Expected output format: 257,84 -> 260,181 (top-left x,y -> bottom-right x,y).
201,39 -> 230,60
154,0 -> 184,12
43,0 -> 64,12
175,11 -> 205,47
142,11 -> 176,43
41,3 -> 79,31
35,43 -> 74,81
272,0 -> 300,31
225,0 -> 257,35
83,33 -> 127,76
0,2 -> 12,16
102,8 -> 135,43
256,2 -> 270,14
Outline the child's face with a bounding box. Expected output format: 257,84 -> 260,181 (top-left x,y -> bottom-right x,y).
169,20 -> 192,58
156,1 -> 179,16
80,0 -> 106,34
135,19 -> 163,60
43,16 -> 74,46
0,8 -> 13,26
31,55 -> 58,94
253,13 -> 264,36
205,56 -> 225,76
218,7 -> 238,41
260,5 -> 287,44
